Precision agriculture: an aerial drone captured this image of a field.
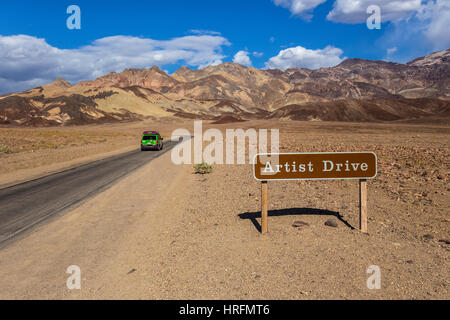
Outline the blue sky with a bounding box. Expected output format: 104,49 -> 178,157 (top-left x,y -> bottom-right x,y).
0,0 -> 449,93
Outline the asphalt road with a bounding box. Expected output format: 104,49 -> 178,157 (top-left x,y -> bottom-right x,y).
0,140 -> 179,246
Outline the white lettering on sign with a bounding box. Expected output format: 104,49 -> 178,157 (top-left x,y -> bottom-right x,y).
322,160 -> 369,172
263,160 -> 369,174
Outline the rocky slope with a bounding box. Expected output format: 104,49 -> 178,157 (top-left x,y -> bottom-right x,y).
0,49 -> 449,126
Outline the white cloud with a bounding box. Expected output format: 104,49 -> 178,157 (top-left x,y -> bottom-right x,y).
188,29 -> 222,36
418,0 -> 450,50
386,47 -> 398,56
273,0 -> 326,19
0,34 -> 231,93
321,0 -> 449,61
327,0 -> 422,23
253,51 -> 264,58
384,47 -> 398,61
233,50 -> 252,67
270,0 -> 449,55
378,0 -> 450,61
265,45 -> 345,70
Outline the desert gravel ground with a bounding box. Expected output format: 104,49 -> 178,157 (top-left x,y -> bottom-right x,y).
0,120 -> 448,299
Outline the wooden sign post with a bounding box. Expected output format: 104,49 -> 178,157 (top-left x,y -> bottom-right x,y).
261,181 -> 268,234
359,179 -> 368,233
253,152 -> 377,234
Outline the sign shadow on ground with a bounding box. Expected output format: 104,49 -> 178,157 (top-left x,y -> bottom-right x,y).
238,208 -> 355,233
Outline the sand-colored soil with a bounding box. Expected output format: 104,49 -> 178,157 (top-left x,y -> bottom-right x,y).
0,120 -> 448,299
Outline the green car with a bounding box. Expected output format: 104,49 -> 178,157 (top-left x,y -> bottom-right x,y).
141,131 -> 164,151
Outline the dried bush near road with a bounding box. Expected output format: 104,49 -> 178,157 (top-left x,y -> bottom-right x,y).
193,162 -> 213,174
0,144 -> 13,155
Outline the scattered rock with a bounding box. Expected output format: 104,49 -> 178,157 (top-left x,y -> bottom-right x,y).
251,272 -> 261,280
292,221 -> 309,228
324,219 -> 338,228
127,268 -> 136,275
406,260 -> 414,264
438,239 -> 450,245
423,234 -> 434,240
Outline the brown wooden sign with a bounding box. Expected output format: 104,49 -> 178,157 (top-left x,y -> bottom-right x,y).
253,152 -> 377,181
252,152 -> 377,235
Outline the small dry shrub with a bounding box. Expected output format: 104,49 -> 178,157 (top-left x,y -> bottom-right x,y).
193,162 -> 212,174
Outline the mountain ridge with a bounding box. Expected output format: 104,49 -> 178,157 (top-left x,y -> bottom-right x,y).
0,49 -> 449,126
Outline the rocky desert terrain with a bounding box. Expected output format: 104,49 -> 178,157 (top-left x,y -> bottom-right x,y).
0,46 -> 448,300
0,119 -> 448,299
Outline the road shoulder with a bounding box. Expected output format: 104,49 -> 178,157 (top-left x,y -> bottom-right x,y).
0,148 -> 192,299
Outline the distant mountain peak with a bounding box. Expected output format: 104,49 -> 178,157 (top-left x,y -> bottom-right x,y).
175,66 -> 192,73
48,78 -> 72,88
1,48 -> 449,126
337,58 -> 399,68
118,66 -> 167,76
408,49 -> 450,67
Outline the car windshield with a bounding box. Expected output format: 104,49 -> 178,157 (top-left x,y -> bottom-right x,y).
142,135 -> 158,141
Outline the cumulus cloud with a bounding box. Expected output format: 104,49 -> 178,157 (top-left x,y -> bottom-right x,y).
327,0 -> 422,23
418,0 -> 450,50
320,0 -> 448,61
273,0 -> 326,19
379,0 -> 450,61
0,34 -> 230,93
233,50 -> 253,67
265,45 -> 345,70
270,0 -> 448,64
